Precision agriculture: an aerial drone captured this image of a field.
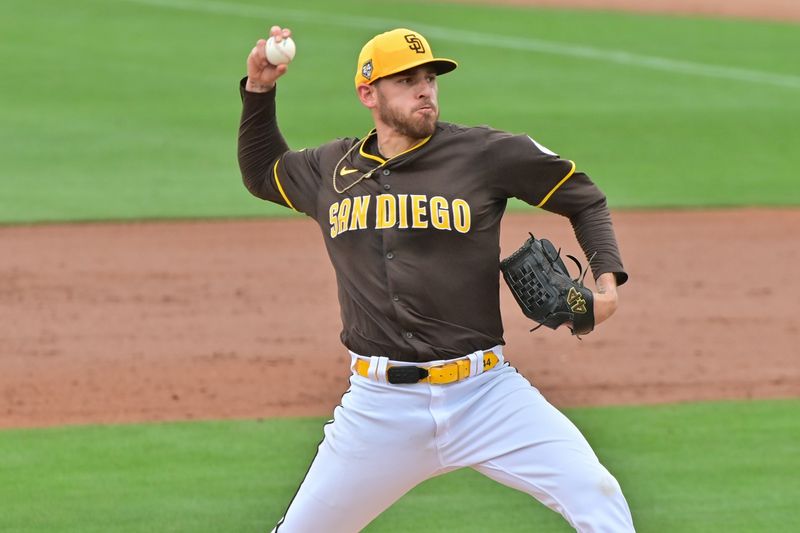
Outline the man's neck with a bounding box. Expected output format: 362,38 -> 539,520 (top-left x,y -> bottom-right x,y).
374,126 -> 423,159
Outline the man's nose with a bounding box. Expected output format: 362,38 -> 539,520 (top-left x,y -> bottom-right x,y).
416,81 -> 432,98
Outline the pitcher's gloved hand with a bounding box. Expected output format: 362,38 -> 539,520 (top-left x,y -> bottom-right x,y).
500,233 -> 594,336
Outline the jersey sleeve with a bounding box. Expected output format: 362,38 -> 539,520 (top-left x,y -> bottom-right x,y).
488,130 -> 628,284
488,132 -> 605,216
267,148 -> 326,217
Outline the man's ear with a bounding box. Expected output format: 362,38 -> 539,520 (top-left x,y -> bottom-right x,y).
357,83 -> 378,109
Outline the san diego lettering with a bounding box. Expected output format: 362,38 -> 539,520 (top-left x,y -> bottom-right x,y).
329,194 -> 472,238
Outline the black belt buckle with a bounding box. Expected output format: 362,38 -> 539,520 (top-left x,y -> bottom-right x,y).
387,366 -> 429,384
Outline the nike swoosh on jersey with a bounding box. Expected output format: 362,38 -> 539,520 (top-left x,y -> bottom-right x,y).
339,167 -> 359,176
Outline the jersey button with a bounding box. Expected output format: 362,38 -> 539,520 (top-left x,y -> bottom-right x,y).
382,169 -> 391,176
383,184 -> 391,190
386,252 -> 395,260
404,331 -> 414,339
392,295 -> 400,302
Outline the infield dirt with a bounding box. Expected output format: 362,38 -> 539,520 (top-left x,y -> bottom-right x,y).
450,0 -> 800,22
2,209 -> 798,428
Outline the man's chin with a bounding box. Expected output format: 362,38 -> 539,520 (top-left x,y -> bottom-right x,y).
388,114 -> 438,139
412,115 -> 437,137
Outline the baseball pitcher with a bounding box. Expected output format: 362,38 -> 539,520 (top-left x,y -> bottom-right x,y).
238,25 -> 635,532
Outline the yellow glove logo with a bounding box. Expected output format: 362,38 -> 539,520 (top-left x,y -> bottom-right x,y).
567,287 -> 588,314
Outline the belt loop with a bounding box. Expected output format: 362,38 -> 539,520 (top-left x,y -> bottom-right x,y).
377,357 -> 390,383
467,350 -> 484,377
368,356 -> 390,383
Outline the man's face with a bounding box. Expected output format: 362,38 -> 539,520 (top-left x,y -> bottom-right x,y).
374,65 -> 439,139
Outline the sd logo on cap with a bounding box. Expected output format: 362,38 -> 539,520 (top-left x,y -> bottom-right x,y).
354,28 -> 458,89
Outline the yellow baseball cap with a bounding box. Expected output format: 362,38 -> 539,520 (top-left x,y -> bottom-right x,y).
354,28 -> 457,89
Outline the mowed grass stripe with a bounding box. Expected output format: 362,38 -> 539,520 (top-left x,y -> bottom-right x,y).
128,0 -> 800,89
1,0 -> 799,223
1,399 -> 798,532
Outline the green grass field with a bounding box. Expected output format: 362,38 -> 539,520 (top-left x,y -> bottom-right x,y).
1,0 -> 799,223
2,400 -> 798,532
2,1 -> 799,531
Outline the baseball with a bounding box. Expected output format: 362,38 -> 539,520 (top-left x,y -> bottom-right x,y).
266,36 -> 296,65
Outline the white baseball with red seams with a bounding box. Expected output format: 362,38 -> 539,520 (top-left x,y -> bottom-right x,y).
266,36 -> 296,65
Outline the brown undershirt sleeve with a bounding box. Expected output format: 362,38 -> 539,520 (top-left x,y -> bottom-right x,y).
237,78 -> 290,200
568,197 -> 629,285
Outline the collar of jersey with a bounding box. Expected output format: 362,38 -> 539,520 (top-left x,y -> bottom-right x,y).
357,129 -> 432,166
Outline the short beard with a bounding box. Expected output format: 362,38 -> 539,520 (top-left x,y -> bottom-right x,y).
376,91 -> 439,139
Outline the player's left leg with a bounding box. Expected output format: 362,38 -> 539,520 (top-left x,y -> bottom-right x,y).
438,364 -> 635,533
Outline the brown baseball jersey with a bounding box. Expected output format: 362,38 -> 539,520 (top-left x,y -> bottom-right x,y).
238,81 -> 627,362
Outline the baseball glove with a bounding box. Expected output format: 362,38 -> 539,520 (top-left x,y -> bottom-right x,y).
500,233 -> 595,336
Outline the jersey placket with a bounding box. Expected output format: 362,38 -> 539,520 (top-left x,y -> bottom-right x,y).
375,166 -> 421,355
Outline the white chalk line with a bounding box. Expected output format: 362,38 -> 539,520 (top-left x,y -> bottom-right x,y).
124,0 -> 800,90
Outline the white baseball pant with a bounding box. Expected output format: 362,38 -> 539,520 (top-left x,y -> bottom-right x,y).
271,347 -> 635,532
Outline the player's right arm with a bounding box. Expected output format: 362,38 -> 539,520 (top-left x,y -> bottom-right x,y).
237,25 -> 321,217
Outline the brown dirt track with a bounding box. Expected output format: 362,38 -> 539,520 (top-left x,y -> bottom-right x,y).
2,209 -> 798,428
2,0 -> 798,429
452,0 -> 800,22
